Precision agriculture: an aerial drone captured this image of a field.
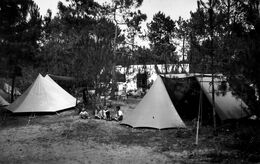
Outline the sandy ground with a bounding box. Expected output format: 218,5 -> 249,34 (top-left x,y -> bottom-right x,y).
0,99 -> 259,164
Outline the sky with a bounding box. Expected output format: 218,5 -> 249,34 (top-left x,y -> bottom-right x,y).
140,0 -> 197,21
34,0 -> 198,47
34,0 -> 197,21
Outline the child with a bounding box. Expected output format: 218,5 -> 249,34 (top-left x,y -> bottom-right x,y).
115,106 -> 123,121
79,106 -> 89,119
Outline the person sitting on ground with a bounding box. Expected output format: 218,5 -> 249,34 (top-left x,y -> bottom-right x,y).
101,107 -> 107,119
104,106 -> 111,121
94,109 -> 100,119
95,109 -> 102,119
95,108 -> 106,119
115,106 -> 123,121
79,106 -> 89,119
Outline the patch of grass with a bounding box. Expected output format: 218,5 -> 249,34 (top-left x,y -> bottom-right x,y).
2,101 -> 260,163
225,122 -> 260,154
61,120 -> 201,154
206,151 -> 236,163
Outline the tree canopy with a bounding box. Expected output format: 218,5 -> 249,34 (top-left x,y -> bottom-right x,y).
0,0 -> 259,115
0,0 -> 42,75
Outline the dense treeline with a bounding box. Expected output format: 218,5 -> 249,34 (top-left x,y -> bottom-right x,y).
0,0 -> 259,115
188,0 -> 260,115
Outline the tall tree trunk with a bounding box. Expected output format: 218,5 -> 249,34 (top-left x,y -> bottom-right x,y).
111,4 -> 118,99
209,0 -> 217,131
182,34 -> 186,72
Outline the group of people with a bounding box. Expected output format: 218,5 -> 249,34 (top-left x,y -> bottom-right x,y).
79,104 -> 123,121
94,105 -> 123,121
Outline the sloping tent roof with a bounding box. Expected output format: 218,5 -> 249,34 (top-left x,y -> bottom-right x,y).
45,74 -> 74,96
0,89 -> 9,100
161,75 -> 198,120
7,74 -> 77,113
47,74 -> 76,90
121,75 -> 186,129
48,74 -> 76,82
196,76 -> 251,120
0,95 -> 9,107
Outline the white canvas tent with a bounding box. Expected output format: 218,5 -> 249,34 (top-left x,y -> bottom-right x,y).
7,74 -> 76,113
121,75 -> 186,129
45,74 -> 74,97
0,95 -> 9,107
196,76 -> 250,120
0,89 -> 9,101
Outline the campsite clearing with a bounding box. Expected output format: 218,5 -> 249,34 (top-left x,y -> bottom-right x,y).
0,99 -> 260,163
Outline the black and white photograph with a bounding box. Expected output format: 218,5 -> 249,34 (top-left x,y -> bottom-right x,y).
0,0 -> 260,163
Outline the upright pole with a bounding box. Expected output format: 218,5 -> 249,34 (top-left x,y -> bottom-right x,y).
211,73 -> 216,131
11,74 -> 16,103
195,76 -> 203,145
